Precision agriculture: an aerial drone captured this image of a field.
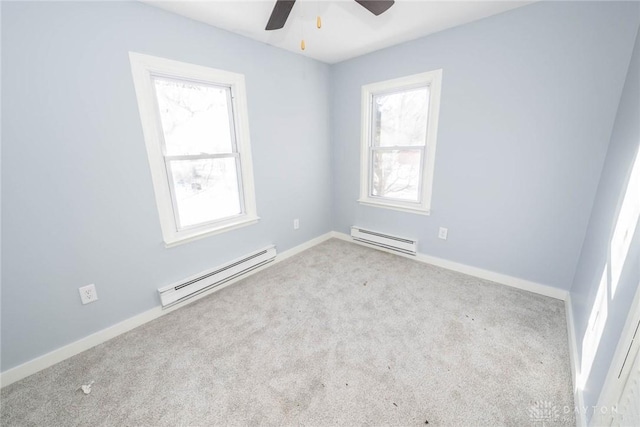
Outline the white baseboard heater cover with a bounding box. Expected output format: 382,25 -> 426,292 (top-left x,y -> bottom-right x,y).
158,245 -> 277,308
351,226 -> 417,255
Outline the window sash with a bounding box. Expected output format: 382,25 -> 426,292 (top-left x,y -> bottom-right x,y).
164,153 -> 246,231
150,75 -> 245,232
370,85 -> 430,149
150,74 -> 239,156
368,146 -> 425,204
367,84 -> 429,204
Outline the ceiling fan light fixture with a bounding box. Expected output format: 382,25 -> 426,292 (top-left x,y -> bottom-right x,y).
265,0 -> 296,31
266,0 -> 394,31
355,0 -> 395,16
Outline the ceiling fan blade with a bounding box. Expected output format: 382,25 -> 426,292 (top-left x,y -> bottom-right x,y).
265,0 -> 296,31
355,0 -> 395,16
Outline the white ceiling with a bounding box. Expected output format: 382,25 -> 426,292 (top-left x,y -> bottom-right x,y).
143,1 -> 533,63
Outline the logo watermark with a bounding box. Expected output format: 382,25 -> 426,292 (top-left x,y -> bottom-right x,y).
528,400 -> 619,425
528,400 -> 560,424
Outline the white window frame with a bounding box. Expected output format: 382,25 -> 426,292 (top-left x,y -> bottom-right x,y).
129,52 -> 258,247
358,70 -> 443,215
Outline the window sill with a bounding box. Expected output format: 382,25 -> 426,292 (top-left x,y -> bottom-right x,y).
357,199 -> 431,216
164,215 -> 260,248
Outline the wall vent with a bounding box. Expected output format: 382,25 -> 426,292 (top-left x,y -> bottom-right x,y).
158,245 -> 277,308
350,226 -> 417,255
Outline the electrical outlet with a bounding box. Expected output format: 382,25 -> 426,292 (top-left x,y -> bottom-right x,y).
293,218 -> 300,230
438,227 -> 448,240
79,284 -> 98,305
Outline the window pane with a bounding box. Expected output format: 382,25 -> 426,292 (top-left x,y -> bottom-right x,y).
371,149 -> 422,202
373,87 -> 429,147
154,77 -> 234,155
169,158 -> 242,228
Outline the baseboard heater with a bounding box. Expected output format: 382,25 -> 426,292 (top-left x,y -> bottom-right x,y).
350,226 -> 417,255
158,245 -> 277,308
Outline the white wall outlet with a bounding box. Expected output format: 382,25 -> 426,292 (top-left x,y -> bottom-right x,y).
438,227 -> 448,240
79,284 -> 98,305
293,218 -> 300,230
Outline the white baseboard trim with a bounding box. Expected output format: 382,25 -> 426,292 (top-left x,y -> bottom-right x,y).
565,297 -> 587,427
1,304 -> 165,389
0,232 -> 334,388
0,231 -> 570,389
334,231 -> 581,423
330,231 -> 569,301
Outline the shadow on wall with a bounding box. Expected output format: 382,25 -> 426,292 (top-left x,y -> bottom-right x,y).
579,145 -> 640,391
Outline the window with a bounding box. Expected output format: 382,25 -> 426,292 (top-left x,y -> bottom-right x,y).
129,53 -> 258,246
359,70 -> 442,215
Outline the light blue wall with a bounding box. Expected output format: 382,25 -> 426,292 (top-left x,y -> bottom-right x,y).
1,1 -> 332,371
3,0 -> 639,379
570,26 -> 640,421
330,1 -> 639,290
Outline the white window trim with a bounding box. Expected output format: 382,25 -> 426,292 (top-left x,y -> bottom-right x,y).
129,52 -> 259,247
358,70 -> 443,215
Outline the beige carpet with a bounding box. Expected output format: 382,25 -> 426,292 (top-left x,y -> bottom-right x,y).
1,238 -> 575,426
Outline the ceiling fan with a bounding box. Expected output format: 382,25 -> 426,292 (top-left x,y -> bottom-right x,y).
265,0 -> 395,31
